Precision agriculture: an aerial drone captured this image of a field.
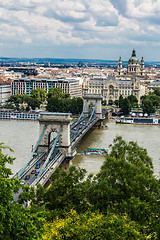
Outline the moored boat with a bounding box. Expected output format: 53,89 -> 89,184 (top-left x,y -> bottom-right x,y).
115,116 -> 160,125
81,148 -> 109,156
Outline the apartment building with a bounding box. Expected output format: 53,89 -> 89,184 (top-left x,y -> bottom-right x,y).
11,77 -> 82,98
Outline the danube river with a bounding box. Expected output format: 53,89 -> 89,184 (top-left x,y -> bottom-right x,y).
0,119 -> 160,177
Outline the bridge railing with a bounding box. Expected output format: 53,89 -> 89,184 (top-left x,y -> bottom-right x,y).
89,100 -> 97,122
18,152 -> 46,180
33,126 -> 62,185
71,100 -> 88,129
70,116 -> 98,145
17,125 -> 47,179
32,152 -> 64,186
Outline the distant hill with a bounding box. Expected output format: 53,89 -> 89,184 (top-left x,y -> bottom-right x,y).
0,57 -> 159,67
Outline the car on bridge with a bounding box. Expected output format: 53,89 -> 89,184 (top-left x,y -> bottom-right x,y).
35,171 -> 40,176
35,163 -> 40,169
24,175 -> 30,180
31,169 -> 36,174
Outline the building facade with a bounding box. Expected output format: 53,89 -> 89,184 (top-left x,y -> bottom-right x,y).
11,77 -> 82,98
0,84 -> 11,103
83,76 -> 143,104
147,80 -> 160,93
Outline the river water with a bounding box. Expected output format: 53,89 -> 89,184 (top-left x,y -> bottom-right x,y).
0,119 -> 160,177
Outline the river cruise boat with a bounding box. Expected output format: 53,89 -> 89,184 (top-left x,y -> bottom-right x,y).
115,116 -> 160,125
81,148 -> 109,156
0,111 -> 39,120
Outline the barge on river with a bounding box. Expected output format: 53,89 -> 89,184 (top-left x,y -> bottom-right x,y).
81,148 -> 109,156
115,116 -> 160,125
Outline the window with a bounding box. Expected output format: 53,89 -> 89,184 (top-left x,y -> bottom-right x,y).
109,85 -> 114,95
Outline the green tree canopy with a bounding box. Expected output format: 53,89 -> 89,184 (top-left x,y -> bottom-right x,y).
118,95 -> 123,108
142,98 -> 155,115
120,98 -> 131,115
46,87 -> 83,114
42,210 -> 147,240
88,136 -> 160,237
127,94 -> 138,107
153,88 -> 160,96
30,88 -> 46,104
26,136 -> 160,238
118,95 -> 138,114
28,97 -> 40,110
8,94 -> 23,104
0,143 -> 45,239
47,87 -> 65,99
43,166 -> 89,213
148,93 -> 160,107
141,88 -> 160,114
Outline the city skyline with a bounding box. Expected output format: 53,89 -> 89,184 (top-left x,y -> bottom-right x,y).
1,0 -> 160,61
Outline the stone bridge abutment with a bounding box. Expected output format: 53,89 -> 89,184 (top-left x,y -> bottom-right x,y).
83,93 -> 103,120
38,112 -> 72,155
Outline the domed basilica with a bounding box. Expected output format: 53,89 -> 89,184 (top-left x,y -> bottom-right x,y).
118,49 -> 145,77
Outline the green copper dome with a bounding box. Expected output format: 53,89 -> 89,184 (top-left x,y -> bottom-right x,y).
128,49 -> 139,64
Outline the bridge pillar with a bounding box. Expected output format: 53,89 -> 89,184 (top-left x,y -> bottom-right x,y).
38,112 -> 72,155
83,93 -> 103,119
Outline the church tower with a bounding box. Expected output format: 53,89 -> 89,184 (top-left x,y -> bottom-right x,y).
118,56 -> 122,76
140,57 -> 145,76
127,49 -> 140,76
117,49 -> 145,78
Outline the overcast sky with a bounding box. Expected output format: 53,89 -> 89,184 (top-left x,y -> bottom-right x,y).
1,0 -> 160,60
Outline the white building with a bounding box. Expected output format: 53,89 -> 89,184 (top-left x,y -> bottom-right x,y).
11,77 -> 82,98
0,84 -> 11,103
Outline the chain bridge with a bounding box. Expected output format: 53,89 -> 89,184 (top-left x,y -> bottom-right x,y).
15,94 -> 103,187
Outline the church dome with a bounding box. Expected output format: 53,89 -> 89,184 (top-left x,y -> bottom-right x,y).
128,49 -> 139,64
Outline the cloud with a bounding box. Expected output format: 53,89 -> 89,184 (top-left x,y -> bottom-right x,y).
109,0 -> 128,16
0,0 -> 160,59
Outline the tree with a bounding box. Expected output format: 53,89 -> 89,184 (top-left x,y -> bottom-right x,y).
30,89 -> 46,104
69,97 -> 83,114
114,100 -> 119,107
120,98 -> 130,115
47,87 -> 64,99
43,166 -> 89,213
25,136 -> 160,238
141,89 -> 160,112
102,100 -> 107,106
140,94 -> 148,105
148,93 -> 160,107
63,92 -> 70,99
2,103 -> 15,109
142,98 -> 155,115
88,136 -> 160,238
46,96 -> 61,112
118,95 -> 123,108
22,94 -> 30,104
127,95 -> 138,108
41,210 -> 147,240
46,87 -> 83,114
76,97 -> 83,114
108,100 -> 113,105
28,97 -> 40,110
0,143 -> 44,239
153,88 -> 160,96
8,94 -> 23,104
